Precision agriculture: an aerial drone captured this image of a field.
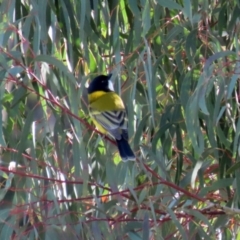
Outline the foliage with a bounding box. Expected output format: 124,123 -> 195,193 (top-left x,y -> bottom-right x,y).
0,0 -> 239,239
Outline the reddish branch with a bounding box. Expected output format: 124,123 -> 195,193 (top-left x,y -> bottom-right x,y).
0,44 -> 214,235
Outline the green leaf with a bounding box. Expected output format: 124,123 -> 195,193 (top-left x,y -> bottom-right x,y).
187,209 -> 215,235
226,161 -> 240,175
185,29 -> 197,62
142,212 -> 149,240
142,1 -> 150,36
156,0 -> 182,10
127,1 -> 140,17
183,0 -> 192,23
34,55 -> 76,84
167,208 -> 187,239
199,178 -> 234,197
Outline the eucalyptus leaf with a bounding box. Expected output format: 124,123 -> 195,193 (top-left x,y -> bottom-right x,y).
0,0 -> 239,238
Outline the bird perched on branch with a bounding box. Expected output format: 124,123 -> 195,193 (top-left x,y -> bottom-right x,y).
88,74 -> 135,162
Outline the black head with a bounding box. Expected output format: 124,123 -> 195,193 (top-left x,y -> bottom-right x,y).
88,74 -> 114,94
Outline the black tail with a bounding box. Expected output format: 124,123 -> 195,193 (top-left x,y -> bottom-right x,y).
116,138 -> 135,162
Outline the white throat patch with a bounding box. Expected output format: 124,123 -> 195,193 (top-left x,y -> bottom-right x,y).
108,80 -> 114,91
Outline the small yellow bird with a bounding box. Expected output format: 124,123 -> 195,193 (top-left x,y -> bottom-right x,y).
88,74 -> 135,162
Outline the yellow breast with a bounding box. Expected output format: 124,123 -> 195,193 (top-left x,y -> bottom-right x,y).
88,91 -> 125,111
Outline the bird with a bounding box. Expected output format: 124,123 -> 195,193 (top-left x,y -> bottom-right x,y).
88,74 -> 135,162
